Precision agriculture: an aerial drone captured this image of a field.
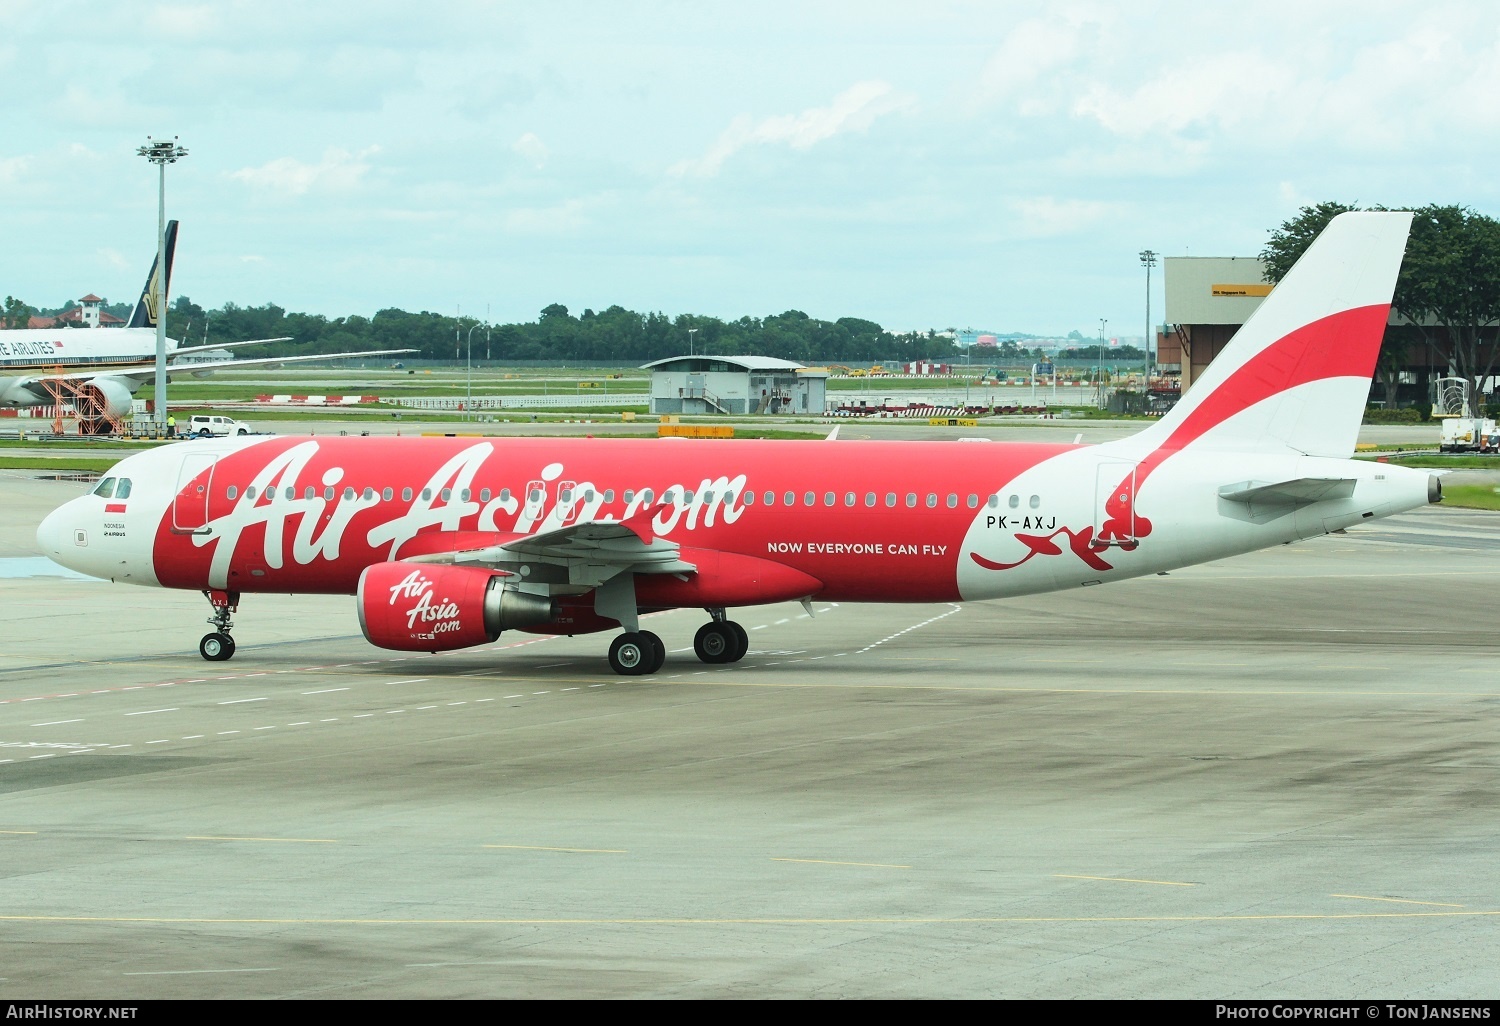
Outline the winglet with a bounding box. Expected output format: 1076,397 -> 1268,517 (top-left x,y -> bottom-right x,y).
618,504 -> 658,544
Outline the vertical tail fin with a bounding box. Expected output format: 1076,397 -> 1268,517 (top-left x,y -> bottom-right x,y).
1137,211 -> 1412,459
126,219 -> 178,329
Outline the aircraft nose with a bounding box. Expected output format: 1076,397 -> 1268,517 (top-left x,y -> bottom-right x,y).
36,504 -> 68,557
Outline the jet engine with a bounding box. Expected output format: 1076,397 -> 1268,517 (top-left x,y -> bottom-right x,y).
357,562 -> 556,652
75,377 -> 136,434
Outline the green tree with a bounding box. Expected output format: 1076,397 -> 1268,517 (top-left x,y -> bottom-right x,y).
2,295 -> 34,329
1259,201 -> 1360,282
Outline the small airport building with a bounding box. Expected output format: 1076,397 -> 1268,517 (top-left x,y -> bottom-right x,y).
643,356 -> 829,415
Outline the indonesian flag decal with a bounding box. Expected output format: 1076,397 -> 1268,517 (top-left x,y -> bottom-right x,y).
105,503 -> 126,513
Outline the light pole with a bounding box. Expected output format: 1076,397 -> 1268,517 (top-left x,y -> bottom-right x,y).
1139,249 -> 1157,411
136,136 -> 187,436
688,327 -> 698,357
466,322 -> 485,420
1098,318 -> 1108,410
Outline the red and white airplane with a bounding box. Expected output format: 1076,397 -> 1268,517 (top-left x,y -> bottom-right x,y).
36,212 -> 1438,674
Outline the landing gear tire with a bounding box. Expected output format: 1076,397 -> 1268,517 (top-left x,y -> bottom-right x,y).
726,621 -> 748,662
694,622 -> 738,664
638,630 -> 666,674
199,632 -> 235,661
609,632 -> 660,676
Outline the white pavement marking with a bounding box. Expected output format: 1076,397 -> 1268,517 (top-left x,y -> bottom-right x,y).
302,688 -> 349,695
218,697 -> 267,705
32,720 -> 82,727
386,678 -> 428,686
126,708 -> 177,716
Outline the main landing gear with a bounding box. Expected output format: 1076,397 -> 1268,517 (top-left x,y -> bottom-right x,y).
608,630 -> 665,676
604,609 -> 749,676
693,616 -> 748,665
199,589 -> 239,662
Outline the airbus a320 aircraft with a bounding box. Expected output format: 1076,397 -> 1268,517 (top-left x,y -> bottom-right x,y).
37,212 -> 1438,674
1,221 -> 411,431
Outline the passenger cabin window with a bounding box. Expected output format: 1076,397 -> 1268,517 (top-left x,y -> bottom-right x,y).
865,492 -> 876,508
382,487 -> 393,501
988,494 -> 1000,508
501,488 -> 512,502
804,491 -> 816,507
946,494 -> 958,509
344,487 -> 356,501
1008,495 -> 1020,509
1029,494 -> 1040,509
824,491 -> 835,507
967,494 -> 979,509
422,489 -> 432,501
306,486 -> 317,500
226,486 -> 238,500
326,487 -> 336,501
246,486 -> 257,500
604,489 -> 615,503
886,493 -> 896,508
784,491 -> 795,506
905,492 -> 917,508
926,493 -> 937,508
480,488 -> 491,502
440,488 -> 451,501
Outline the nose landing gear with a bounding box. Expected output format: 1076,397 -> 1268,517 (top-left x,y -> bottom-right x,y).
199,589 -> 240,661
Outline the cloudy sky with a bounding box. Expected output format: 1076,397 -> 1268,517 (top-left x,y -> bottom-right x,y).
5,1 -> 1499,337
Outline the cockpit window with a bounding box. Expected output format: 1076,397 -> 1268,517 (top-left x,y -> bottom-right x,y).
116,479 -> 132,499
92,477 -> 116,498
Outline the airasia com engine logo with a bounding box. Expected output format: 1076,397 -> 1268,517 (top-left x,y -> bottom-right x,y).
387,569 -> 462,637
358,561 -> 500,652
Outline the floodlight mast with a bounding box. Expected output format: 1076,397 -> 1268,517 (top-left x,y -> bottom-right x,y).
1140,249 -> 1157,409
136,136 -> 187,435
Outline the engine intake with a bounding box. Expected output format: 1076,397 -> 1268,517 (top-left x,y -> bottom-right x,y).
357,562 -> 556,652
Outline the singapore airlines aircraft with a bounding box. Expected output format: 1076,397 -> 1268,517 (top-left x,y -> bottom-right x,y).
36,212 -> 1437,674
0,221 -> 410,430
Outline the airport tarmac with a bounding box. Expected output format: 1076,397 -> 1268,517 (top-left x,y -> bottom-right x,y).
2,471 -> 1499,999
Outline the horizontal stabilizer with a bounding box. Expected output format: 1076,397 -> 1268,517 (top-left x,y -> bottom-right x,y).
1218,477 -> 1357,506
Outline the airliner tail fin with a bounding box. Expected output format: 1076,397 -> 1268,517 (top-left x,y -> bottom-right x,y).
126,220 -> 179,330
1137,211 -> 1412,459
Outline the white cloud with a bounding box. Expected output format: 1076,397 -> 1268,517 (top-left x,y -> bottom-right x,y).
670,80 -> 912,178
504,198 -> 588,235
95,247 -> 130,271
0,155 -> 27,186
146,4 -> 219,41
229,146 -> 380,197
512,132 -> 549,168
1010,196 -> 1117,238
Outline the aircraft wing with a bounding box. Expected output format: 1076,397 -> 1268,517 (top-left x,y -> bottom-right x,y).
1218,478 -> 1358,506
12,348 -> 418,390
403,515 -> 697,589
166,337 -> 294,358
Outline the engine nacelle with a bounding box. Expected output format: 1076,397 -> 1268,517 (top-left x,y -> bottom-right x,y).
357,562 -> 555,652
76,377 -> 136,432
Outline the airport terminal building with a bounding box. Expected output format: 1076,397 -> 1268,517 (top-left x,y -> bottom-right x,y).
644,355 -> 828,415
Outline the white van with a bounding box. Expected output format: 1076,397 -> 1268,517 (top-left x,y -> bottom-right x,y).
187,414 -> 254,438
